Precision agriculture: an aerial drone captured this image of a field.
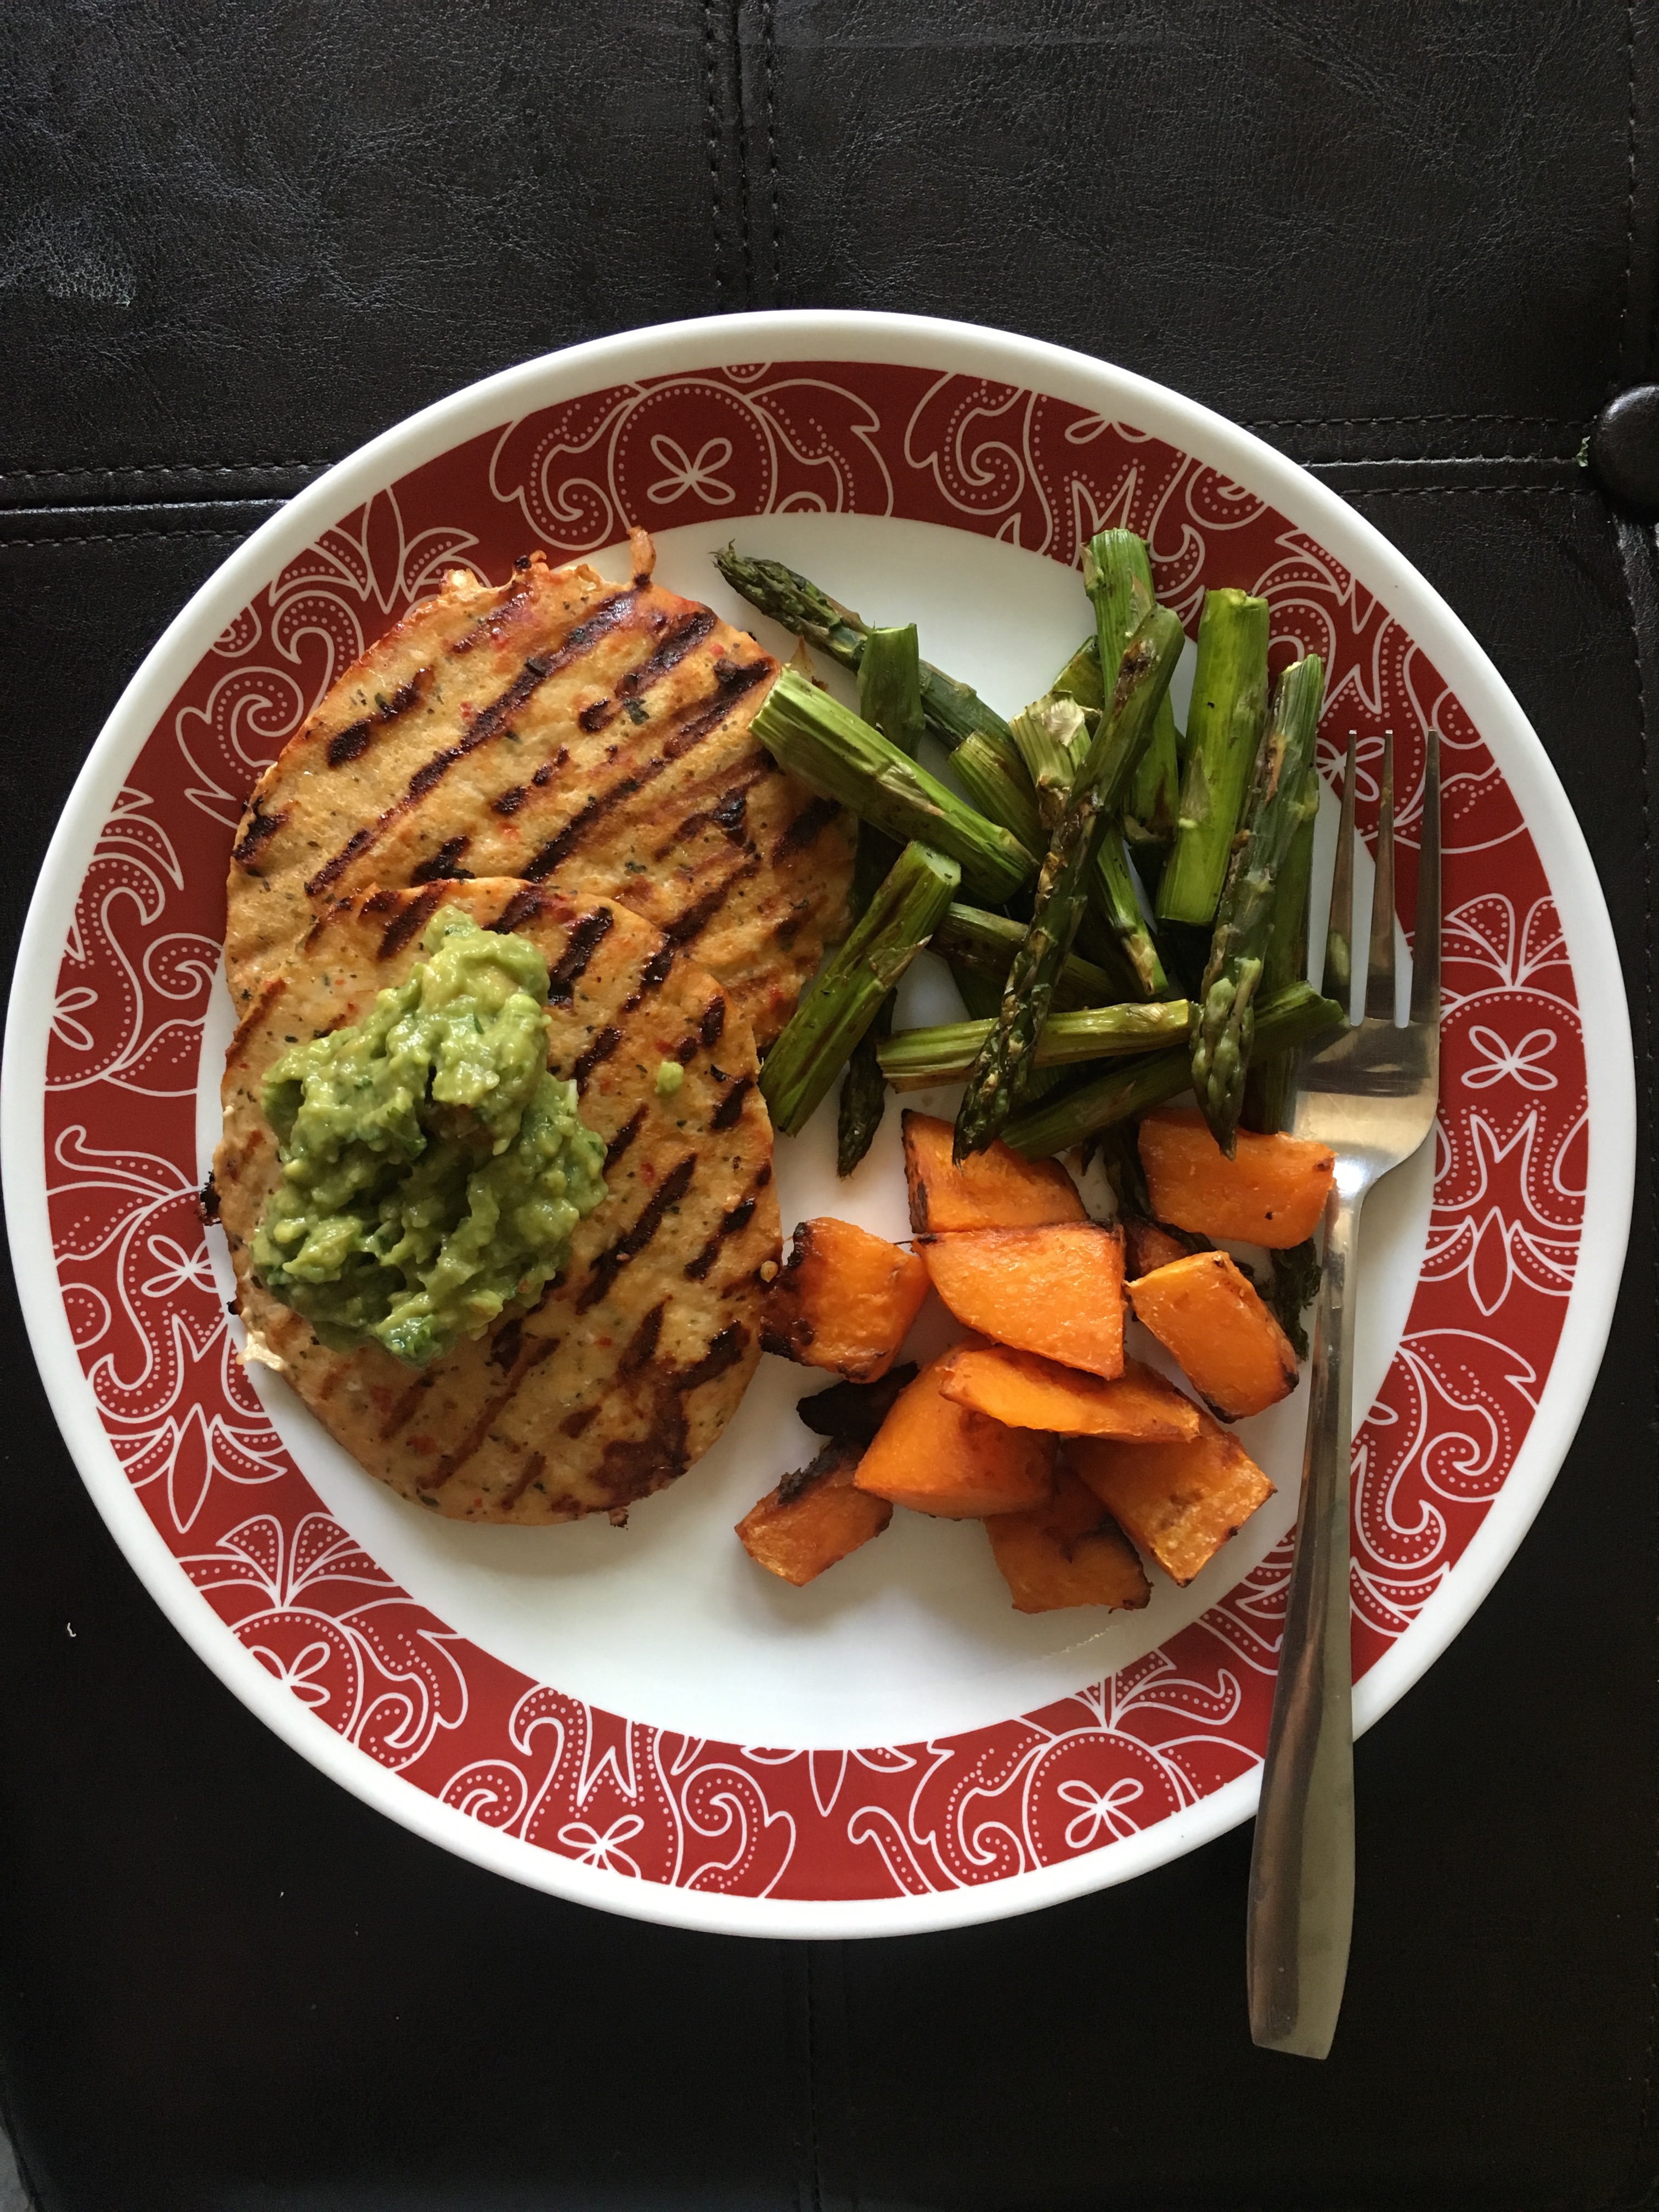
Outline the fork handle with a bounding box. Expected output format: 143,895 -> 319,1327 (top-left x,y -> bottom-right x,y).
1246,1176 -> 1361,2058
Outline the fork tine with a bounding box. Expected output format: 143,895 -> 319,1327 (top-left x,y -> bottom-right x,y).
1410,726 -> 1441,1031
1364,731 -> 1396,1023
1321,729 -> 1358,1013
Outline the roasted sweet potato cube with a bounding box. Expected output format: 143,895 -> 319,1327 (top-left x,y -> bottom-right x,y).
1126,1250 -> 1298,1419
760,1216 -> 931,1381
1069,1411 -> 1274,1587
1122,1215 -> 1201,1279
939,1345 -> 1200,1441
919,1223 -> 1125,1378
902,1109 -> 1086,1233
854,1348 -> 1054,1518
1138,1107 -> 1335,1248
984,1464 -> 1152,1614
737,1438 -> 893,1587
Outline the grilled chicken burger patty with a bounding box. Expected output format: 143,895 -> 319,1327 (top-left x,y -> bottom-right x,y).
216,879 -> 781,1524
225,541 -> 855,1047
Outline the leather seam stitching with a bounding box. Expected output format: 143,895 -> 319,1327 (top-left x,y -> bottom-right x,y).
1620,0 -> 1639,373
1345,486 -> 1588,498
761,0 -> 783,300
1243,413 -> 1576,428
0,529 -> 255,548
702,0 -> 724,304
1304,455 -> 1582,469
0,462 -> 331,482
728,0 -> 753,306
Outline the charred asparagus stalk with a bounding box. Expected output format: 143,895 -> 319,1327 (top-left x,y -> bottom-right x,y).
1155,587 -> 1271,926
950,729 -> 1046,856
1009,693 -> 1090,832
847,624 -> 922,910
1265,1238 -> 1322,1361
1190,654 -> 1328,1153
1242,757 -> 1322,1135
856,622 -> 925,757
1088,822 -> 1172,998
933,901 -> 1120,1010
953,604 -> 1184,1159
837,999 -> 894,1173
879,998 -> 1193,1089
760,840 -> 960,1137
714,546 -> 1041,837
1083,532 -> 1183,856
1002,980 -> 1344,1159
752,666 -> 1036,905
837,626 -> 928,1175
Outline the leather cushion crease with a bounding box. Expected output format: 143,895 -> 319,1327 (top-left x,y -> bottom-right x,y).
1,1 -> 1655,2207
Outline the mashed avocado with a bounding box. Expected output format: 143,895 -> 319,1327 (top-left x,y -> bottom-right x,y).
251,912 -> 607,1367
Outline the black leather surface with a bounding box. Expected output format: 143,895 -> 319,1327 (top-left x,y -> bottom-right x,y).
2,3 -> 1655,2207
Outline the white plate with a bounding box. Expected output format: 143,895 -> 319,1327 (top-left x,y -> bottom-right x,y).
3,311 -> 1634,1934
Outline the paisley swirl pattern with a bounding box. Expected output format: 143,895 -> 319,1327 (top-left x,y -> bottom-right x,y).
39,362 -> 1584,1904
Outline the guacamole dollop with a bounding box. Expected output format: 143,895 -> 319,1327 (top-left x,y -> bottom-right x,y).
251,912 -> 607,1368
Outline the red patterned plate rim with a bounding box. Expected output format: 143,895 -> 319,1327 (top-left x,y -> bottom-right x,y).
3,311 -> 1635,1937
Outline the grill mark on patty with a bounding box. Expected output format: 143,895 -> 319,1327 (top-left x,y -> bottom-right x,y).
578,608 -> 718,733
416,1334 -> 558,1490
306,588 -> 645,898
593,1321 -> 751,1507
410,835 -> 472,883
489,884 -> 546,934
572,1025 -> 623,1090
681,1324 -> 749,1392
619,946 -> 674,1014
618,1300 -> 668,1374
380,1373 -> 435,1441
449,573 -> 537,656
233,800 -> 290,867
229,977 -> 285,1063
493,785 -> 527,816
560,1404 -> 599,1438
661,848 -> 763,949
578,1153 -> 697,1312
683,1189 -> 761,1282
325,671 -> 428,767
652,765 -> 771,861
489,1317 -> 524,1372
771,793 -> 844,862
377,885 -> 444,960
520,661 -> 771,880
699,995 -> 726,1048
602,1105 -> 648,1171
709,1076 -> 751,1131
544,909 -> 613,1005
661,658 -> 772,759
497,1449 -> 545,1513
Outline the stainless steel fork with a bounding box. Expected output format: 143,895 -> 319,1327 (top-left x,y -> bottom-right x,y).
1245,726 -> 1441,2059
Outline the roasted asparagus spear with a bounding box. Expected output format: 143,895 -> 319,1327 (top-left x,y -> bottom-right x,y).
932,901 -> 1120,1011
953,603 -> 1184,1159
1083,531 -> 1184,859
1002,980 -> 1343,1159
759,840 -> 960,1137
714,546 -> 1041,840
1190,654 -> 1328,1153
837,626 -> 927,1174
1241,757 -> 1322,1136
1155,587 -> 1271,927
1088,821 -> 1172,999
879,999 -> 1193,1088
752,667 -> 1035,905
